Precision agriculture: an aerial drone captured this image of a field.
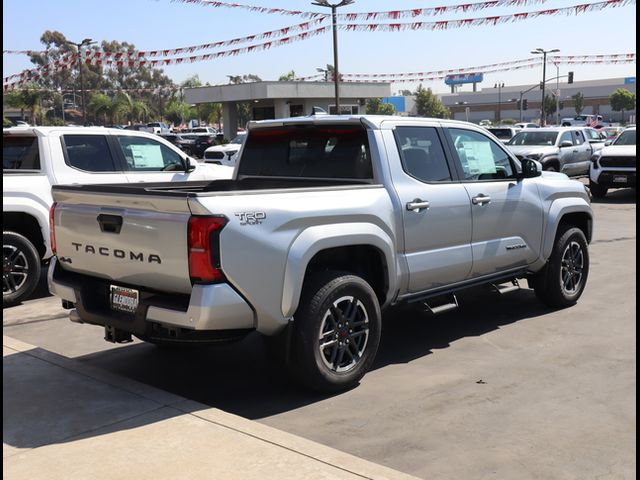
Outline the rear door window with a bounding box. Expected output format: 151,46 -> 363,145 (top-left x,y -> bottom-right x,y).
63,135 -> 118,172
115,135 -> 184,171
395,127 -> 452,182
3,136 -> 40,170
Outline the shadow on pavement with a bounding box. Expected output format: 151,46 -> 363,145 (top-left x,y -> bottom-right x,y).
70,285 -> 554,420
590,187 -> 636,204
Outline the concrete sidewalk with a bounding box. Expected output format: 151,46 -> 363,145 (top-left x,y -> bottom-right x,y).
3,335 -> 419,480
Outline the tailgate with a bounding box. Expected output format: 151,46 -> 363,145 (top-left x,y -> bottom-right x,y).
52,188 -> 194,294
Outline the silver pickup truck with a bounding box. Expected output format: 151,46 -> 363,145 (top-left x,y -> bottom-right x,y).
49,115 -> 594,392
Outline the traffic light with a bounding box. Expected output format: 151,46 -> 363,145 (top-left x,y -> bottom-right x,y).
516,99 -> 521,110
540,81 -> 544,90
559,102 -> 564,109
568,71 -> 574,84
522,99 -> 528,110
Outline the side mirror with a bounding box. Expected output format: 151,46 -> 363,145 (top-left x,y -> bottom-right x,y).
604,140 -> 612,146
520,158 -> 542,178
185,157 -> 198,172
560,140 -> 574,148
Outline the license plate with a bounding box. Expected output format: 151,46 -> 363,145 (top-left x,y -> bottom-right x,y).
613,175 -> 628,183
110,285 -> 139,313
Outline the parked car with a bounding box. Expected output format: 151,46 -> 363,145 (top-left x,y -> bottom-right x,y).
514,122 -> 539,129
561,115 -> 606,128
600,126 -> 625,140
158,133 -> 197,156
506,127 -> 592,175
589,126 -> 636,198
579,127 -> 608,154
147,122 -> 171,134
187,134 -> 220,158
188,126 -> 218,136
203,133 -> 247,166
3,126 -> 233,305
486,126 -> 521,144
124,124 -> 154,133
49,115 -> 593,392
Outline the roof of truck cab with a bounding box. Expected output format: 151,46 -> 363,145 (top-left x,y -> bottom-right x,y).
3,126 -> 159,137
247,115 -> 484,130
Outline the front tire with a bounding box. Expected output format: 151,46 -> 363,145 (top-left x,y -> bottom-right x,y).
589,180 -> 608,198
290,271 -> 381,393
530,226 -> 589,308
3,231 -> 42,306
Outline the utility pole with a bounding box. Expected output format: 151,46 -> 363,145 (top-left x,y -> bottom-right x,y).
531,47 -> 559,126
494,82 -> 504,123
68,38 -> 97,125
312,0 -> 354,114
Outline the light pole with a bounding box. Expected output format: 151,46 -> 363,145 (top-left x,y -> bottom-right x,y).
68,38 -> 97,125
494,82 -> 504,123
554,62 -> 561,126
311,0 -> 354,114
531,47 -> 559,126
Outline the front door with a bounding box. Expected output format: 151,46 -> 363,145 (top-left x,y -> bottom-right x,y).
444,127 -> 544,278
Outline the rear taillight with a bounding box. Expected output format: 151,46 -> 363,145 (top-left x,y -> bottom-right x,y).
188,216 -> 227,283
49,202 -> 57,255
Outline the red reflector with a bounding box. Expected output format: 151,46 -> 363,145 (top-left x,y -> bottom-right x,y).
49,202 -> 57,255
188,216 -> 227,283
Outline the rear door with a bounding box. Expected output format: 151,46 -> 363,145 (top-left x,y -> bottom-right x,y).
388,125 -> 473,292
570,129 -> 592,175
443,126 -> 544,278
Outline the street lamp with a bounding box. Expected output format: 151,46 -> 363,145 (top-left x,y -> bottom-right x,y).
494,82 -> 504,123
311,0 -> 354,114
67,38 -> 97,125
531,47 -> 559,126
316,67 -> 329,81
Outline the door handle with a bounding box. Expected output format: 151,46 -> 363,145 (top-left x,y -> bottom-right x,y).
406,199 -> 430,212
471,194 -> 491,205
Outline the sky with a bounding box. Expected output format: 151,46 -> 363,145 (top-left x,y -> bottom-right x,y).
2,0 -> 637,95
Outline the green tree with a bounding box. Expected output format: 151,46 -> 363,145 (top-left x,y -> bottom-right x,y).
609,88 -> 636,123
278,70 -> 296,81
366,98 -> 395,115
543,94 -> 557,124
414,85 -> 449,118
573,92 -> 585,115
5,86 -> 43,125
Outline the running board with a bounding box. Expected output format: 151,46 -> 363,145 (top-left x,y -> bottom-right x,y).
490,279 -> 520,295
423,294 -> 459,315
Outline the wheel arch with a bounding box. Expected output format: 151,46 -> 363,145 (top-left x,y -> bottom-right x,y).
542,202 -> 593,260
3,212 -> 47,259
281,223 -> 397,318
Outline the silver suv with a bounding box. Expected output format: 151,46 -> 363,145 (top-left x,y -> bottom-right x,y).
506,127 -> 592,175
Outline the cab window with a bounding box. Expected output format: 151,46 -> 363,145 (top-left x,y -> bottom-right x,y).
395,127 -> 452,182
446,128 -> 515,181
62,135 -> 118,172
116,135 -> 184,171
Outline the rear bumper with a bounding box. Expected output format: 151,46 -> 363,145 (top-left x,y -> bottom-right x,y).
48,257 -> 255,340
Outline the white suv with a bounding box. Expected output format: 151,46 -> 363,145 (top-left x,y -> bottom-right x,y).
203,133 -> 246,166
589,126 -> 636,198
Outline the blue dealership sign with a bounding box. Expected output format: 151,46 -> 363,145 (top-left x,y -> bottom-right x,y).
445,73 -> 484,85
624,77 -> 636,84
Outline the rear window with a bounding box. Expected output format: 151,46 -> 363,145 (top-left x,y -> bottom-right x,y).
3,135 -> 40,170
239,125 -> 373,179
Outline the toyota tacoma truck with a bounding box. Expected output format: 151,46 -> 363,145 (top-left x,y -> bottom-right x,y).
588,126 -> 636,198
48,115 -> 593,392
3,126 -> 233,305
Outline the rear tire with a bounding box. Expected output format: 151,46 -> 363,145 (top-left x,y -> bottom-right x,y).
290,271 -> 381,393
530,226 -> 589,308
3,231 -> 42,306
589,180 -> 608,198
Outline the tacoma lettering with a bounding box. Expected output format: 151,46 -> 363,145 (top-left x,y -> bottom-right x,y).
71,242 -> 161,264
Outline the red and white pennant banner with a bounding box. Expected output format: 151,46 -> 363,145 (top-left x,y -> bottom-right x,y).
337,0 -> 549,20
3,53 -> 78,83
170,0 -> 326,18
338,0 -> 634,32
